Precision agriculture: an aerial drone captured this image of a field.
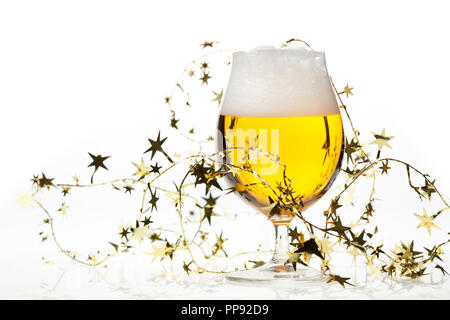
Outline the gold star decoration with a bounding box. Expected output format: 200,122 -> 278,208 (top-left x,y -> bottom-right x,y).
421,180 -> 436,200
329,197 -> 342,216
88,153 -> 110,183
149,232 -> 160,242
132,158 -> 151,180
183,261 -> 193,274
226,165 -> 240,177
31,175 -> 40,185
146,244 -> 166,263
295,238 -> 324,260
414,208 -> 440,235
317,238 -> 334,256
164,240 -> 175,259
119,226 -> 130,241
61,186 -> 70,196
141,215 -> 153,227
38,173 -> 54,189
199,71 -> 211,85
200,41 -> 214,49
370,128 -> 394,151
212,231 -> 227,257
148,187 -> 159,212
16,191 -> 34,208
123,184 -> 134,194
326,216 -> 350,240
287,252 -> 302,271
344,138 -> 361,163
23,38 -> 450,286
186,69 -> 195,77
211,89 -> 223,105
327,274 -> 353,287
170,117 -> 179,129
150,162 -> 162,174
144,131 -> 173,163
379,160 -> 391,175
288,226 -> 303,243
371,245 -> 384,258
132,225 -> 148,243
342,84 -> 353,97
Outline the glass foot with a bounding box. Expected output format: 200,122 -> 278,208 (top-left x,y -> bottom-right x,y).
225,263 -> 324,286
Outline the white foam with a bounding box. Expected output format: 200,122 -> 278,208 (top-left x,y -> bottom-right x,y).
220,46 -> 339,117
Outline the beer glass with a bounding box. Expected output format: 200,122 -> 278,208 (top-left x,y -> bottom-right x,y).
218,46 -> 344,282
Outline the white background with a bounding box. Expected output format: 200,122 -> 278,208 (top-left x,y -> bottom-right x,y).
1,0 -> 450,299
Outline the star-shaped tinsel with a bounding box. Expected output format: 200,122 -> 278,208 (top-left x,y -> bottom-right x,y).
148,187 -> 159,212
170,117 -> 179,129
131,224 -> 148,244
329,197 -> 342,216
199,72 -> 211,85
189,159 -> 223,195
183,261 -> 193,274
61,186 -> 70,196
38,173 -> 55,189
326,216 -> 350,240
88,153 -> 110,183
132,158 -> 151,180
123,184 -> 134,194
421,180 -> 436,200
327,274 -> 353,287
344,138 -> 361,163
295,238 -> 324,260
370,129 -> 394,151
141,216 -> 153,226
31,175 -> 40,185
211,89 -> 223,105
16,191 -> 34,208
379,160 -> 391,175
348,230 -> 367,252
200,41 -> 214,49
144,131 -> 173,163
150,162 -> 162,174
147,244 -> 167,263
213,231 -> 227,257
119,227 -> 130,241
202,193 -> 219,207
414,208 -> 440,235
288,226 -> 303,243
341,84 -> 353,98
261,196 -> 282,219
24,37 -> 450,287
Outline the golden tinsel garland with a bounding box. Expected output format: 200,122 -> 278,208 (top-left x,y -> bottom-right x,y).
20,39 -> 450,287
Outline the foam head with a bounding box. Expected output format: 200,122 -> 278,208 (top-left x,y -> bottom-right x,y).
220,46 -> 338,117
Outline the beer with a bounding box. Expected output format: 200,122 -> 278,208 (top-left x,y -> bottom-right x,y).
218,45 -> 344,281
218,113 -> 344,215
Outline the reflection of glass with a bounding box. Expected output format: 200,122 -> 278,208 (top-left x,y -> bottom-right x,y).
217,46 -> 344,283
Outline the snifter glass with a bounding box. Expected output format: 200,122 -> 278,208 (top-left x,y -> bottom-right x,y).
217,46 -> 344,283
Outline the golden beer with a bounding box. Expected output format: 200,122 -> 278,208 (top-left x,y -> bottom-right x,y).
219,45 -> 343,281
219,113 -> 344,217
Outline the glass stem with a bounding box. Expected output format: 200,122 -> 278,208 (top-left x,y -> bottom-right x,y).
270,223 -> 290,265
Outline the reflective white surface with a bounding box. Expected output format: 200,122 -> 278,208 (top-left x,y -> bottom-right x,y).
2,259 -> 450,299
